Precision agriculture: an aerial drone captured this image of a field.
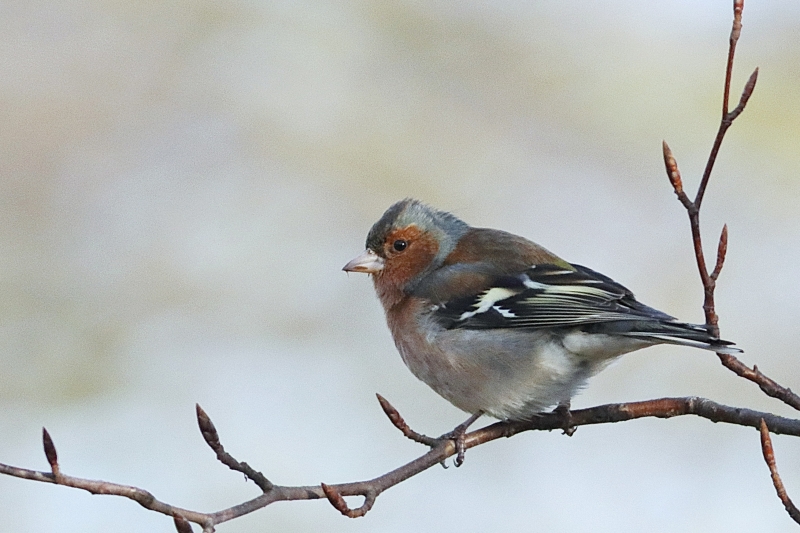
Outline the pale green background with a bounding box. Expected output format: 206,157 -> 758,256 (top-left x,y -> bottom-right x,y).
1,1 -> 799,532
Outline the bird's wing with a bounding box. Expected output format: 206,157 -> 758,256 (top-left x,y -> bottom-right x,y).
432,263 -> 678,330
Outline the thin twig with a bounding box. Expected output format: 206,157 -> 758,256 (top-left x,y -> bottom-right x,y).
729,68 -> 759,121
710,224 -> 728,282
173,516 -> 195,533
376,394 -> 439,447
695,0 -> 752,211
0,460 -> 215,528
663,2 -> 800,522
722,0 -> 743,115
321,483 -> 377,518
41,428 -> 60,478
3,397 -> 799,527
662,141 -> 693,210
719,359 -> 800,411
759,420 -> 800,524
662,0 -> 800,414
196,404 -> 273,492
0,2 -> 796,531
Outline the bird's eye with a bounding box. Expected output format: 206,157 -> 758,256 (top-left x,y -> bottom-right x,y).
392,239 -> 408,252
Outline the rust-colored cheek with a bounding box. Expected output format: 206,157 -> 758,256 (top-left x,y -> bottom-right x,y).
381,226 -> 439,290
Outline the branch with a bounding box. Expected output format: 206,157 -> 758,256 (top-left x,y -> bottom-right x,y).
195,404 -> 273,493
662,1 -> 800,414
2,397 -> 799,530
1,2 -> 796,531
661,1 -> 800,523
0,429 -> 215,531
759,419 -> 800,525
695,0 -> 757,212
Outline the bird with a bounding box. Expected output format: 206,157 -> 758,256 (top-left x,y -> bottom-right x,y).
343,198 -> 740,463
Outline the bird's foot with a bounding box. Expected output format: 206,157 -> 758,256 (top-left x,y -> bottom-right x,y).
553,401 -> 576,436
375,395 -> 483,467
436,412 -> 482,467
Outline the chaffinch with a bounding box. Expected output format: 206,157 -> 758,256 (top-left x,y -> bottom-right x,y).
344,199 -> 739,454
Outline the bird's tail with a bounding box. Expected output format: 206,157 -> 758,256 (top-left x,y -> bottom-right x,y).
588,320 -> 742,355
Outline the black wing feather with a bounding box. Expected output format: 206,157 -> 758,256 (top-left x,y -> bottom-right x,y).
433,263 -> 677,331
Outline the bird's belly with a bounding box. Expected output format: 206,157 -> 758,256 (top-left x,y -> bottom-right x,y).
393,325 -> 606,420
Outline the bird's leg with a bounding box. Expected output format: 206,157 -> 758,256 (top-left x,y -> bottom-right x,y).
553,401 -> 576,436
375,395 -> 482,468
438,411 -> 482,467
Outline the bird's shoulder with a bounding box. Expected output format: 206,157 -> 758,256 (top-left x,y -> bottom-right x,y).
409,227 -> 570,303
410,228 -> 674,330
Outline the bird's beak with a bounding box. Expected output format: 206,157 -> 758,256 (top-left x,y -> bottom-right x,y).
343,249 -> 384,274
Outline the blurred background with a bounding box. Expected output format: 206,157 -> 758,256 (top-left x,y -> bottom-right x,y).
1,1 -> 799,531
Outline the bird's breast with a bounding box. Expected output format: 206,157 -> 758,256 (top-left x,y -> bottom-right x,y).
384,298 -> 600,419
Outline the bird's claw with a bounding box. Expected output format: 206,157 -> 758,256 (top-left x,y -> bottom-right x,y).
436,427 -> 469,467
436,412 -> 482,467
553,402 -> 576,436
